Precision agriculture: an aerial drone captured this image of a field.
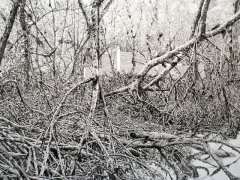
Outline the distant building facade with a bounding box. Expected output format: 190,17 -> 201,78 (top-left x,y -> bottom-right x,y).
83,48 -> 202,79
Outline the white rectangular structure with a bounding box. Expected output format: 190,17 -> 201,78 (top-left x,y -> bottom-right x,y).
117,46 -> 120,72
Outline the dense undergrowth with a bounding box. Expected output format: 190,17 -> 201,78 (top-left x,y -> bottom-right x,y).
0,69 -> 240,180
0,0 -> 240,179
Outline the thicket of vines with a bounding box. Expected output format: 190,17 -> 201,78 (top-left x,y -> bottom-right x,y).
0,0 -> 240,179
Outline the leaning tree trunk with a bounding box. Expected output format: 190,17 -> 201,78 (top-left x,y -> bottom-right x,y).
0,0 -> 21,65
0,0 -> 20,100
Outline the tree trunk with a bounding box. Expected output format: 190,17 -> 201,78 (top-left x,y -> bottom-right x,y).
232,0 -> 240,80
130,51 -> 136,74
87,0 -> 101,124
107,49 -> 116,75
0,0 -> 21,66
130,36 -> 136,74
19,0 -> 31,87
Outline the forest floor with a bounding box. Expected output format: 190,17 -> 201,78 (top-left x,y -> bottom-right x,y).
0,74 -> 240,180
